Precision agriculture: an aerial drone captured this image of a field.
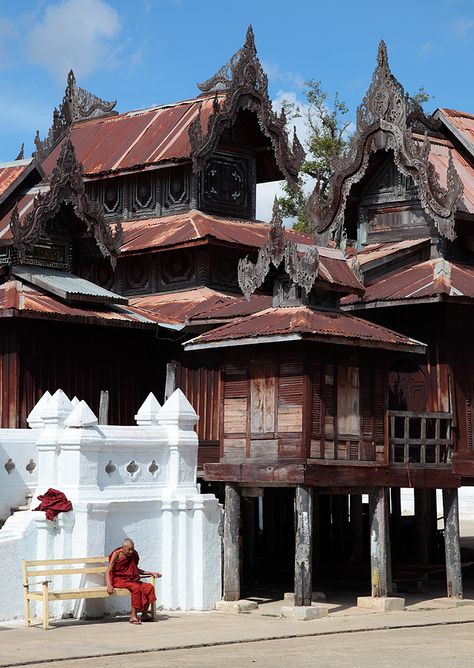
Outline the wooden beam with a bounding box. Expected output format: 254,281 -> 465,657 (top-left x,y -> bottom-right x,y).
443,488 -> 463,599
165,360 -> 178,401
223,483 -> 240,602
294,485 -> 313,607
369,487 -> 392,597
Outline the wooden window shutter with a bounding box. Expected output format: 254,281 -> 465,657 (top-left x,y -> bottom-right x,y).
278,358 -> 304,404
360,367 -> 373,437
373,366 -> 385,443
224,363 -> 247,398
310,362 -> 322,437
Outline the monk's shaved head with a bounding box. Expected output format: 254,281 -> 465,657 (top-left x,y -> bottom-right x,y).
122,538 -> 134,547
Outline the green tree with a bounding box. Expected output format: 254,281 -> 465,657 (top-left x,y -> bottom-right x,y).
279,82 -> 432,235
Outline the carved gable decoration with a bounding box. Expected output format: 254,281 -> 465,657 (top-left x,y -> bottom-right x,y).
12,136 -> 123,267
307,41 -> 463,244
189,26 -> 304,191
238,198 -> 319,300
33,70 -> 117,162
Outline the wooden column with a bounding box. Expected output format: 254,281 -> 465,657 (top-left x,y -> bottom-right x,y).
369,487 -> 392,597
223,483 -> 240,602
443,488 -> 463,599
294,485 -> 313,606
350,494 -> 364,562
415,488 -> 431,565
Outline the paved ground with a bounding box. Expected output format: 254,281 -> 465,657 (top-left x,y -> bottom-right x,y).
2,604 -> 474,668
14,623 -> 474,668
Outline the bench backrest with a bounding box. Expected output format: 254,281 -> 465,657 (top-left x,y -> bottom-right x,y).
22,557 -> 109,586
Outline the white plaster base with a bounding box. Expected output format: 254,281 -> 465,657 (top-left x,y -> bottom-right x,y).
283,591 -> 326,603
357,596 -> 405,612
215,599 -> 259,614
280,605 -> 328,620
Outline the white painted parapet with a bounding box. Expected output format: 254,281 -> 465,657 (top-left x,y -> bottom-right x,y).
0,389 -> 222,622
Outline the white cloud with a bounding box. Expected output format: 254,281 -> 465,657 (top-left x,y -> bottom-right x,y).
262,61 -> 305,91
420,41 -> 433,57
453,18 -> 474,38
26,0 -> 121,79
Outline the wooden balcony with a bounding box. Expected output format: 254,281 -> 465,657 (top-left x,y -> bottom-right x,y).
388,411 -> 453,466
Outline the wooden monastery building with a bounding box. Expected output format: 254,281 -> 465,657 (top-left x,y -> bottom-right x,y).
1,28 -> 474,605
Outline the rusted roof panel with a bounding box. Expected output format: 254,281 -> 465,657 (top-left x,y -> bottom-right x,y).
0,279 -> 159,328
185,305 -> 425,352
343,258 -> 474,305
437,108 -> 474,158
40,95 -> 220,178
130,287 -> 271,325
0,159 -> 42,207
355,238 -> 430,267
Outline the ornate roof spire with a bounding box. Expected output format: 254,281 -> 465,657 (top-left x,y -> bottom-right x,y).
189,25 -> 304,190
33,70 -> 117,162
15,143 -> 25,161
238,198 -> 319,300
306,39 -> 463,242
12,134 -> 122,266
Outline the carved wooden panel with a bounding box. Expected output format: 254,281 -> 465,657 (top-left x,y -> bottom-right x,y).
199,151 -> 255,218
123,256 -> 150,293
131,172 -> 160,218
163,165 -> 190,213
161,250 -> 194,285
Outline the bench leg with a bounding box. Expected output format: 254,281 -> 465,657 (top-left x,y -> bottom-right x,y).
23,591 -> 30,627
42,583 -> 49,630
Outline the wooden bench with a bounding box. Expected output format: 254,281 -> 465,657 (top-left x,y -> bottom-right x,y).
22,557 -> 156,630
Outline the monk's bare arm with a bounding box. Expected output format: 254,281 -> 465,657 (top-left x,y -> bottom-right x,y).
138,567 -> 162,578
106,550 -> 120,594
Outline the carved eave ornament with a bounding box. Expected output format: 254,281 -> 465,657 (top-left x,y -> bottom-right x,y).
33,70 -> 117,162
238,198 -> 319,300
307,40 -> 463,244
189,25 -> 305,191
12,136 -> 123,267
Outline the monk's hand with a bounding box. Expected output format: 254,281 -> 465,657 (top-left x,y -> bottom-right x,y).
107,585 -> 115,595
151,572 -> 161,578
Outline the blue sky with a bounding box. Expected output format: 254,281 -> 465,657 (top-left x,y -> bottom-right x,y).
1,0 -> 473,218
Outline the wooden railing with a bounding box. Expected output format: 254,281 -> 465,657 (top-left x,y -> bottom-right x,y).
388,411 -> 453,465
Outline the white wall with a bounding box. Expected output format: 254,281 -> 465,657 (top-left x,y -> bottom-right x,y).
0,389 -> 222,622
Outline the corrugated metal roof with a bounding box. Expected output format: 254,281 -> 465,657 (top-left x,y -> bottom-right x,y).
12,266 -> 128,305
40,95 -> 221,178
437,108 -> 474,158
185,306 -> 426,352
130,287 -> 272,325
185,305 -> 426,352
342,257 -> 474,306
355,238 -> 430,267
0,279 -> 158,329
0,159 -> 41,206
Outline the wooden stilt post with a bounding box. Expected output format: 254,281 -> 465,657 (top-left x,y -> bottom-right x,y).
369,487 -> 391,597
165,360 -> 178,401
443,488 -> 462,599
98,390 -> 109,425
415,488 -> 431,565
223,483 -> 240,602
350,494 -> 364,562
294,484 -> 313,607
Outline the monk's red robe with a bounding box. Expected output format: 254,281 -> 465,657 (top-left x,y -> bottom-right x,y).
108,548 -> 156,611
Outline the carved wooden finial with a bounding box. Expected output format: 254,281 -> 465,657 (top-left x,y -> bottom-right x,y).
33,69 -> 117,162
15,143 -> 25,161
307,39 -> 463,243
238,198 -> 319,300
189,26 -> 304,190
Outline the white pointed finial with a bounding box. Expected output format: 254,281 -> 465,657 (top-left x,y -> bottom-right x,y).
41,389 -> 74,426
71,396 -> 80,408
135,392 -> 161,426
158,388 -> 198,428
27,391 -> 52,429
64,400 -> 98,428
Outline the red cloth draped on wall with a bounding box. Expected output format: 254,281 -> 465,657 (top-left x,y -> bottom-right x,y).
33,488 -> 73,521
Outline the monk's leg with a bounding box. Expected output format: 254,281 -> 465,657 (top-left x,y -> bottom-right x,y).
125,583 -> 144,622
140,583 -> 157,621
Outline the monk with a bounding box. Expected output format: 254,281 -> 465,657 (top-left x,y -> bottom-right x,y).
106,538 -> 161,624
